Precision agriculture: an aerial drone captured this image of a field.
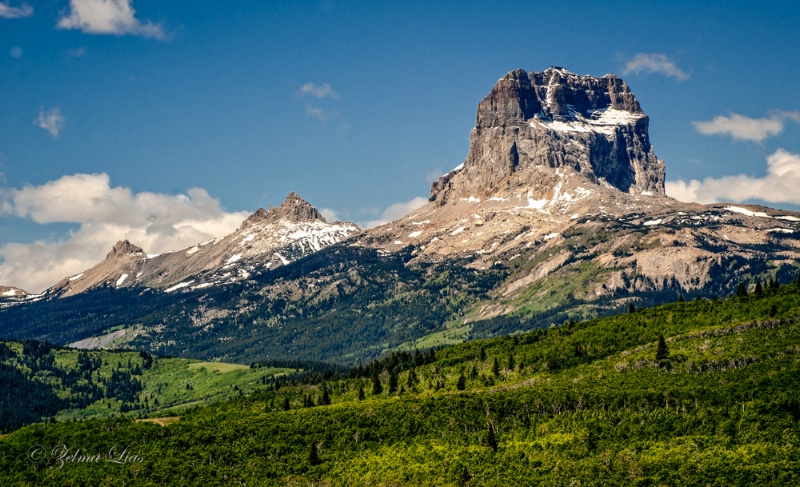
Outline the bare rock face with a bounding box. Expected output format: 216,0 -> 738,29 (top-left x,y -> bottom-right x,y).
241,192 -> 326,229
430,67 -> 665,205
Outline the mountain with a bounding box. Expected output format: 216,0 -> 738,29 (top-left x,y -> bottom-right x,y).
47,192 -> 361,297
1,67 -> 798,365
362,67 -> 800,319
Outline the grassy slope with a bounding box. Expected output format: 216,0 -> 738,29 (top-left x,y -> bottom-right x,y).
1,283 -> 800,485
0,344 -> 291,425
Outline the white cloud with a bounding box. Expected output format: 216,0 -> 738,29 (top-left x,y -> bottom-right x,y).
305,104 -> 329,122
362,196 -> 428,229
0,173 -> 249,292
35,107 -> 64,138
319,208 -> 340,222
666,149 -> 800,205
692,111 -> 800,142
622,53 -> 689,81
57,0 -> 165,39
0,2 -> 32,19
298,82 -> 338,99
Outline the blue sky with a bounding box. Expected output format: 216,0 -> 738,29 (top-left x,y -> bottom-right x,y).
1,0 -> 799,291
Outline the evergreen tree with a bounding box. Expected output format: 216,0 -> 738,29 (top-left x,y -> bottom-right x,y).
308,442 -> 320,466
628,303 -> 636,314
371,369 -> 383,396
737,282 -> 748,297
282,397 -> 290,411
486,422 -> 498,452
479,346 -> 486,362
456,373 -> 466,391
456,464 -> 472,486
388,369 -> 398,394
655,334 -> 669,361
755,281 -> 763,296
507,353 -> 515,371
319,385 -> 330,406
492,357 -> 500,378
357,385 -> 365,401
406,368 -> 416,388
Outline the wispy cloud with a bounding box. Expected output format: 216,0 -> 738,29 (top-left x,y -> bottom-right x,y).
0,2 -> 32,19
35,107 -> 64,138
362,196 -> 428,229
692,111 -> 800,143
298,82 -> 338,99
622,53 -> 689,81
305,105 -> 330,122
57,0 -> 166,40
666,149 -> 800,205
0,173 -> 249,292
66,47 -> 87,59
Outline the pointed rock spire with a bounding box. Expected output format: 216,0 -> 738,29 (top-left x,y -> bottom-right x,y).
106,240 -> 145,259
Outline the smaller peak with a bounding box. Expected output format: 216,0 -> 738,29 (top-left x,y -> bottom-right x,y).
240,192 -> 326,229
107,240 -> 144,259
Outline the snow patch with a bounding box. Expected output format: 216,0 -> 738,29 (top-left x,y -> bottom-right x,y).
450,227 -> 465,236
115,274 -> 128,287
725,206 -> 770,218
2,290 -> 18,296
408,231 -> 423,238
164,281 -> 194,293
767,228 -> 794,233
185,246 -> 200,256
461,196 -> 481,203
776,215 -> 800,222
543,232 -> 559,240
643,219 -> 662,226
570,213 -> 580,220
531,108 -> 643,136
227,254 -> 242,264
69,273 -> 84,282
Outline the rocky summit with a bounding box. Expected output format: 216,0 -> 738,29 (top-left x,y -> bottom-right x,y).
430,67 -> 664,205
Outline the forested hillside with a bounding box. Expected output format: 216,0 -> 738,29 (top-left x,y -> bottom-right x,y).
0,341 -> 290,433
2,278 -> 799,485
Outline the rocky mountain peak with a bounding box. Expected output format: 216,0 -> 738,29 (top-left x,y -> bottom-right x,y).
430,67 -> 664,205
241,192 -> 326,229
106,240 -> 144,259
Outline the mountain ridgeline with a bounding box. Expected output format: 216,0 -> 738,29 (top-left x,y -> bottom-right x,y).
1,67 -> 799,366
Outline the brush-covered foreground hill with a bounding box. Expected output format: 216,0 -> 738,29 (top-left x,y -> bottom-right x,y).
2,279 -> 800,485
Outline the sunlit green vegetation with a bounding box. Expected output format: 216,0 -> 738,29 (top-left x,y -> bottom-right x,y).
1,278 -> 799,485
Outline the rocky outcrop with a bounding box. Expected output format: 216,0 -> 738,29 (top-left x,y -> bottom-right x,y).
240,192 -> 326,229
106,240 -> 145,259
430,67 -> 665,204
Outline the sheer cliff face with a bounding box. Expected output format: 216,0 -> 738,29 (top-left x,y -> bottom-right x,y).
430,67 -> 666,205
